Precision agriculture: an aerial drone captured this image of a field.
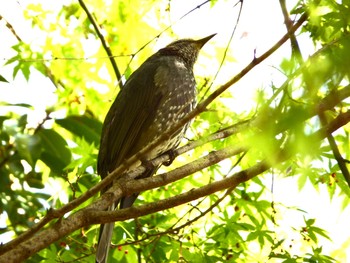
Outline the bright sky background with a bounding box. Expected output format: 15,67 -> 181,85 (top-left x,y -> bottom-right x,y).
0,0 -> 349,261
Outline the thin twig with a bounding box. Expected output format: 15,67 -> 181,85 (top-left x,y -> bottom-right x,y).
116,187 -> 234,248
78,0 -> 123,89
279,0 -> 303,62
319,111 -> 350,187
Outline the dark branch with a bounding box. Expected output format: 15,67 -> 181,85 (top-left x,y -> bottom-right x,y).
279,0 -> 303,62
319,111 -> 350,187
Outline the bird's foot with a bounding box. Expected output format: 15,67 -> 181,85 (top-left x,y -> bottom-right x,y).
141,159 -> 156,174
163,149 -> 176,166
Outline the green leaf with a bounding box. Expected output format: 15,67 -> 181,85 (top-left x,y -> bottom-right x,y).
0,115 -> 10,128
26,171 -> 45,189
309,226 -> 331,240
0,75 -> 9,83
3,102 -> 33,108
298,172 -> 308,190
36,129 -> 72,174
18,114 -> 28,131
38,244 -> 58,263
15,134 -> 42,168
56,115 -> 102,145
305,218 -> 316,226
13,61 -> 31,81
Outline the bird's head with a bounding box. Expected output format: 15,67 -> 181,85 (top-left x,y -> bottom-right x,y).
158,34 -> 216,68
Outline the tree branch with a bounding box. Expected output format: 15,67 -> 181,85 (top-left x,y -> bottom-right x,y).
318,110 -> 350,187
279,0 -> 303,62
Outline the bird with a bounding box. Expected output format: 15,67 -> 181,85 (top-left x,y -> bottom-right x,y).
96,34 -> 215,263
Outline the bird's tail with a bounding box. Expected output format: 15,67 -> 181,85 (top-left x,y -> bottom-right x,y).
95,166 -> 157,262
95,196 -> 139,263
96,203 -> 115,263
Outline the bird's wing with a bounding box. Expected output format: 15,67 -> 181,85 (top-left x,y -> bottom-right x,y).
95,203 -> 115,263
97,58 -> 163,179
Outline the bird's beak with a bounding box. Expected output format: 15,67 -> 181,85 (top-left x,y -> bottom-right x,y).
196,33 -> 216,48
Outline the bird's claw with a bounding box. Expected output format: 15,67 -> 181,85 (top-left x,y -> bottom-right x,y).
163,149 -> 176,166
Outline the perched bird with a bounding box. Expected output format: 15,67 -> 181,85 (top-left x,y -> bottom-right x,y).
96,34 -> 215,263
